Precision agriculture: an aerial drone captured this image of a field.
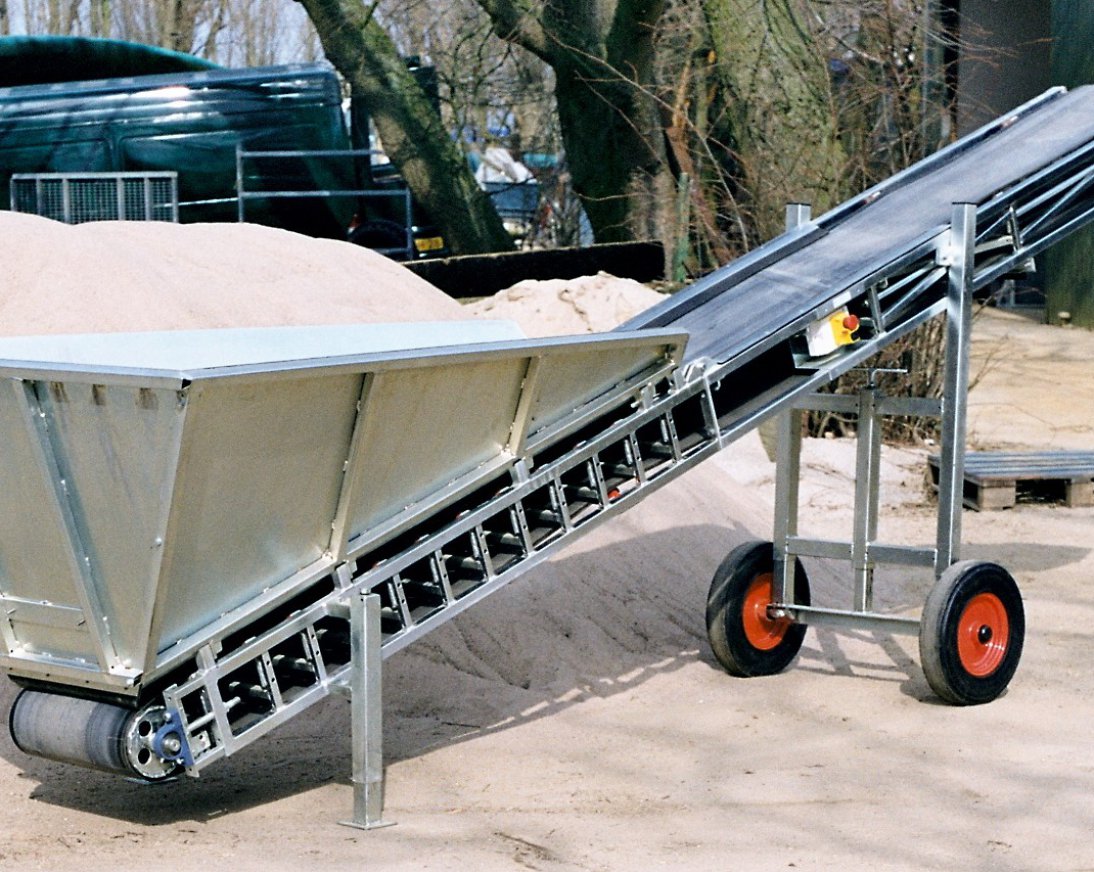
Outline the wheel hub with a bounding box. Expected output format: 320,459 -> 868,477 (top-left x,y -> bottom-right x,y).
124,706 -> 184,780
956,593 -> 1009,678
742,572 -> 793,651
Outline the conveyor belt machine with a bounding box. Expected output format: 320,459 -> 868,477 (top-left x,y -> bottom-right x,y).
5,86 -> 1094,827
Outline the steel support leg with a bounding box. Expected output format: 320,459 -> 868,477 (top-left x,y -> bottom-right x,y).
784,202 -> 812,229
340,592 -> 393,830
851,386 -> 883,611
773,407 -> 803,602
771,202 -> 813,602
935,203 -> 977,576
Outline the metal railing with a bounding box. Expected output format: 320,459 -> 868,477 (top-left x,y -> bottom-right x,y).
235,147 -> 414,259
10,171 -> 179,223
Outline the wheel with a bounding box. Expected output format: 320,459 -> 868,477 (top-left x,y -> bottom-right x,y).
348,219 -> 410,259
919,560 -> 1024,705
705,540 -> 810,677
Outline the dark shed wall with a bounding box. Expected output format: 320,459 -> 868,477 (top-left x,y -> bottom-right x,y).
1046,1 -> 1094,326
957,0 -> 1051,134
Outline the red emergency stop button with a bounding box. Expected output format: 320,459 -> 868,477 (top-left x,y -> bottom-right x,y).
842,314 -> 860,332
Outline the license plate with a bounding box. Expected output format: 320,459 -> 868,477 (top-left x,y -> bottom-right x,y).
414,236 -> 445,253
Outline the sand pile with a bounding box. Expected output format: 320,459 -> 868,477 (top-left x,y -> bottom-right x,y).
0,213 -> 765,686
465,271 -> 665,336
1,214 -> 774,798
0,212 -> 466,335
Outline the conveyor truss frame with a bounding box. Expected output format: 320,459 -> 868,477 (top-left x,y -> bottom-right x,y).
158,89 -> 1094,826
8,87 -> 1094,827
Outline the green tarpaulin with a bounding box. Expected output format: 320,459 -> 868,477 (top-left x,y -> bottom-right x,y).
0,36 -> 218,89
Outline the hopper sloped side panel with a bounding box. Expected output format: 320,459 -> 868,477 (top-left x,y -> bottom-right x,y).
0,379 -> 103,669
338,358 -> 527,548
522,344 -> 679,445
148,372 -> 362,659
337,336 -> 684,556
29,380 -> 186,677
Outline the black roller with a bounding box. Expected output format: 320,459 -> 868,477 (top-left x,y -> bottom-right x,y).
9,689 -> 179,779
10,689 -> 130,774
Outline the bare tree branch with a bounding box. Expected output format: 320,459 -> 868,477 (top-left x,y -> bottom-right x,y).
473,0 -> 549,59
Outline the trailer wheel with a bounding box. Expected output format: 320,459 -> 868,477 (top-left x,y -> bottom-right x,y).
706,540 -> 810,677
919,561 -> 1024,705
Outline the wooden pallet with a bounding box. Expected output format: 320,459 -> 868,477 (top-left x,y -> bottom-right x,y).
928,451 -> 1094,510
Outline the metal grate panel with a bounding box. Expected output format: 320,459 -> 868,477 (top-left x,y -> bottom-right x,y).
10,172 -> 179,223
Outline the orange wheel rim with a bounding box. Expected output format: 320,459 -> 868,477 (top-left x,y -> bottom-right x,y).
742,572 -> 791,651
956,593 -> 1010,677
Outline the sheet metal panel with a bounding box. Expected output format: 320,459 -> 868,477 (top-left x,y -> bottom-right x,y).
150,372 -> 362,655
337,339 -> 680,554
33,381 -> 186,674
340,360 -> 526,541
0,325 -> 686,691
0,322 -> 526,371
0,381 -> 86,609
523,344 -> 671,440
0,379 -> 100,667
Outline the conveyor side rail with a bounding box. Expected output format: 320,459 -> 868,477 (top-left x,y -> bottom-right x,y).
628,85 -> 1094,374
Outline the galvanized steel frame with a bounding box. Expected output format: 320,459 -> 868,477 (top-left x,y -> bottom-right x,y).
234,147 -> 415,259
159,154 -> 1094,820
12,85 -> 1094,826
10,171 -> 180,223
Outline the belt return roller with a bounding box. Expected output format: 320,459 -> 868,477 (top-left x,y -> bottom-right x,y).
9,689 -> 188,780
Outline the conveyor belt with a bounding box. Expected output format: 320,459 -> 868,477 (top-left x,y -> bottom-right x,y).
625,86 -> 1094,367
8,86 -> 1094,797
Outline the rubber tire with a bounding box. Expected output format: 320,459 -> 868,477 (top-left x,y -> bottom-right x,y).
348,219 -> 410,259
706,540 -> 810,677
919,560 -> 1024,705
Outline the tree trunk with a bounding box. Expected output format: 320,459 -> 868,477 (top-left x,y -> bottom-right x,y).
477,0 -> 669,244
702,0 -> 844,241
89,0 -> 111,37
295,0 -> 514,256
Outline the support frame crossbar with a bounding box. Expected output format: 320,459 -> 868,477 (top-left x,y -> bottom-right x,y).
771,203 -> 978,634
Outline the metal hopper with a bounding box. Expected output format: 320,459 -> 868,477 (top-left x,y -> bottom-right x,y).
0,322 -> 685,706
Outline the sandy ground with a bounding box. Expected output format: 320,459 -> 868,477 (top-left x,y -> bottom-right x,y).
1,263 -> 1093,870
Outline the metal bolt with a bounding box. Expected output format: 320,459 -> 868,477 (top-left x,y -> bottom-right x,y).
161,734 -> 182,756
